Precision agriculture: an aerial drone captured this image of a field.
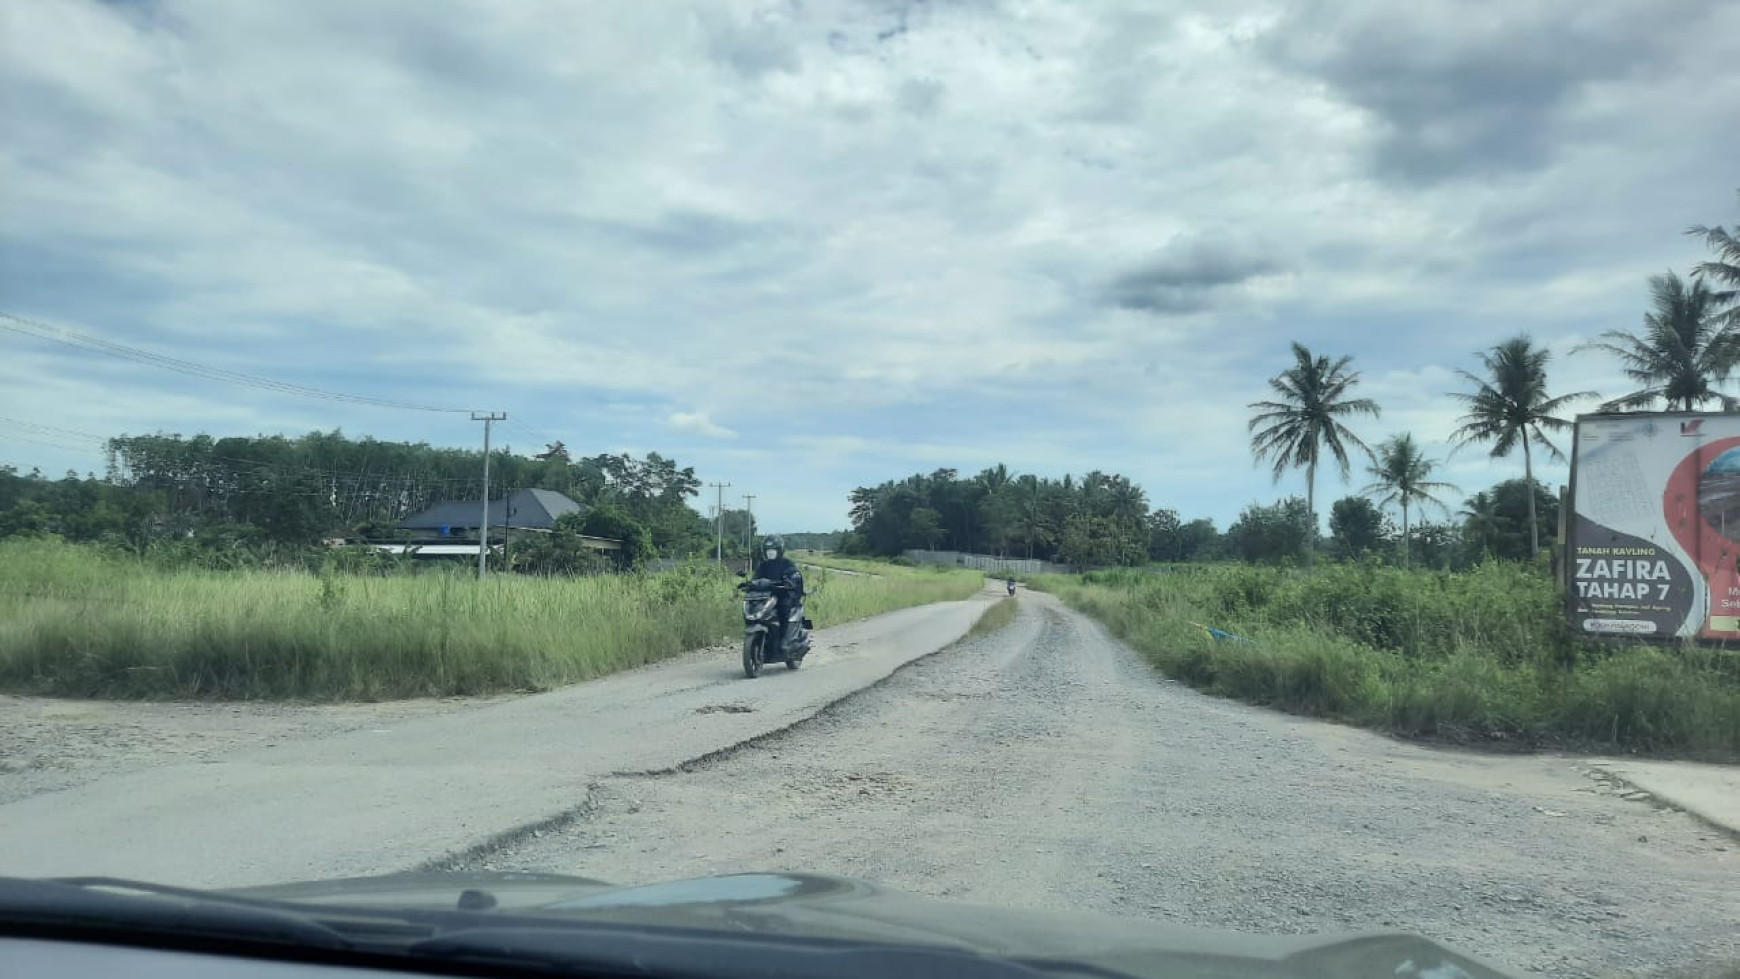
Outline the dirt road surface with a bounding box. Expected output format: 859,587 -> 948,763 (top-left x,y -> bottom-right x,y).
0,595 -> 991,886
471,596 -> 1739,978
3,589 -> 1736,976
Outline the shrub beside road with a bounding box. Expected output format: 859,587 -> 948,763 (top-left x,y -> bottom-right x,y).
1035,562 -> 1740,761
0,539 -> 982,701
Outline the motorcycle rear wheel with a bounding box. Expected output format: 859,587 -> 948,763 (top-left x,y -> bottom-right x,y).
742,633 -> 764,679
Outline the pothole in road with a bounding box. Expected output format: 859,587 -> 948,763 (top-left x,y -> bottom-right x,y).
695,704 -> 756,715
783,770 -> 913,808
1576,766 -> 1683,815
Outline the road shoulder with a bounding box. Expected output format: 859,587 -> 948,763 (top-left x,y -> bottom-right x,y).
1589,759 -> 1740,838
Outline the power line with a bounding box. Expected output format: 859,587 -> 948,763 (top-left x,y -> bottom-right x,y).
0,433 -> 99,454
1,309 -> 483,415
504,417 -> 569,450
2,418 -> 106,441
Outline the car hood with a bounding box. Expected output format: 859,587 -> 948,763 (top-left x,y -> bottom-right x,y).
230,870 -> 1522,979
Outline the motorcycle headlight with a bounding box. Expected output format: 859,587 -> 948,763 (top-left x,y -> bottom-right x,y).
746,597 -> 777,616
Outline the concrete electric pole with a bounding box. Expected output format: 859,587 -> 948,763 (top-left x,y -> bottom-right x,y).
711,481 -> 731,563
742,494 -> 756,558
471,411 -> 506,579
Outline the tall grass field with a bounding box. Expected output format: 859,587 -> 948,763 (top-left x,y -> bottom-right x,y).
1033,562 -> 1740,761
791,552 -> 928,577
0,539 -> 983,701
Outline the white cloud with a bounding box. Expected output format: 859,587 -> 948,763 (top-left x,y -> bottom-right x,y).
668,411 -> 737,440
1,0 -> 1737,532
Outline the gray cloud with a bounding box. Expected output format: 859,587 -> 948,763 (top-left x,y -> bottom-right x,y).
701,6 -> 801,79
1103,234 -> 1281,314
3,0 -> 1737,533
607,210 -> 778,256
896,77 -> 945,116
1262,0 -> 1720,184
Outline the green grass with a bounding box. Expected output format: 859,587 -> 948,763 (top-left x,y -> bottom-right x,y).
0,538 -> 983,701
967,597 -> 1018,638
1030,562 -> 1740,761
803,562 -> 984,624
792,552 -> 933,577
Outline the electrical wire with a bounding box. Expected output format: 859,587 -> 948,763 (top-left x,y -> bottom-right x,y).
0,433 -> 99,453
2,309 -> 486,414
4,418 -> 106,441
504,416 -> 569,451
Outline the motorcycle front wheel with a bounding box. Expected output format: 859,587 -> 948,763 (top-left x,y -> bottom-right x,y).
742,632 -> 764,679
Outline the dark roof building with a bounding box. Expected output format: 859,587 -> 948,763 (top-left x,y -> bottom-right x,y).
398,488 -> 582,534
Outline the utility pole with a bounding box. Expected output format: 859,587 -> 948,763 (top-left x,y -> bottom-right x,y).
471,411 -> 506,579
711,481 -> 731,563
742,494 -> 756,558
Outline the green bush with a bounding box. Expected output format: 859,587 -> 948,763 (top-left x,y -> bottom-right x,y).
1033,564 -> 1740,760
0,538 -> 983,700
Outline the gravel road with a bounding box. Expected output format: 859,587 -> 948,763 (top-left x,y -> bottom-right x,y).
0,695 -> 505,806
468,594 -> 1739,978
3,590 -> 1735,976
0,597 -> 991,886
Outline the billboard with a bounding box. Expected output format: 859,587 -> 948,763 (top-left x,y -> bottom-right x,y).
1567,412 -> 1740,640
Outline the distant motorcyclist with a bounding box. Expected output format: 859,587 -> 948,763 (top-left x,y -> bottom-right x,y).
752,536 -> 805,649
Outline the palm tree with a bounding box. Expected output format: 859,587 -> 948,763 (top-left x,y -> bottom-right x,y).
1688,189 -> 1740,327
1248,343 -> 1381,546
1449,336 -> 1593,559
1576,271 -> 1739,411
1106,478 -> 1149,527
1011,474 -> 1050,560
1362,433 -> 1458,567
974,464 -> 1011,494
1460,490 -> 1504,560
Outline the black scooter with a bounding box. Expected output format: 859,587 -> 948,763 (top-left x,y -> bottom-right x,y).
736,577 -> 812,678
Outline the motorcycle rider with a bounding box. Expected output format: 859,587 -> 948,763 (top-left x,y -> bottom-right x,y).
752,535 -> 805,650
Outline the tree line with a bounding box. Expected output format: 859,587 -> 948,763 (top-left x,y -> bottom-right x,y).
843,192 -> 1739,570
841,466 -> 1152,566
0,430 -> 724,570
1226,480 -> 1558,569
837,461 -> 1557,571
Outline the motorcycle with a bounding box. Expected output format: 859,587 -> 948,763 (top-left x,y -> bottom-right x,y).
736,577 -> 812,679
1006,578 -> 1017,597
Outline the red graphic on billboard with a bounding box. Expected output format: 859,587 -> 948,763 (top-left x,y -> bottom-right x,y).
1665,435 -> 1740,638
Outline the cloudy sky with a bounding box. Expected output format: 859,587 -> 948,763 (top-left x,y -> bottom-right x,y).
3,0 -> 1737,532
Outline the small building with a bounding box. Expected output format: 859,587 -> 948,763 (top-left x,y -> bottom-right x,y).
376,489 -> 619,556
398,488 -> 581,539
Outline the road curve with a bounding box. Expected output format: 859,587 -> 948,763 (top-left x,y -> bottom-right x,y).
0,589 -> 996,887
